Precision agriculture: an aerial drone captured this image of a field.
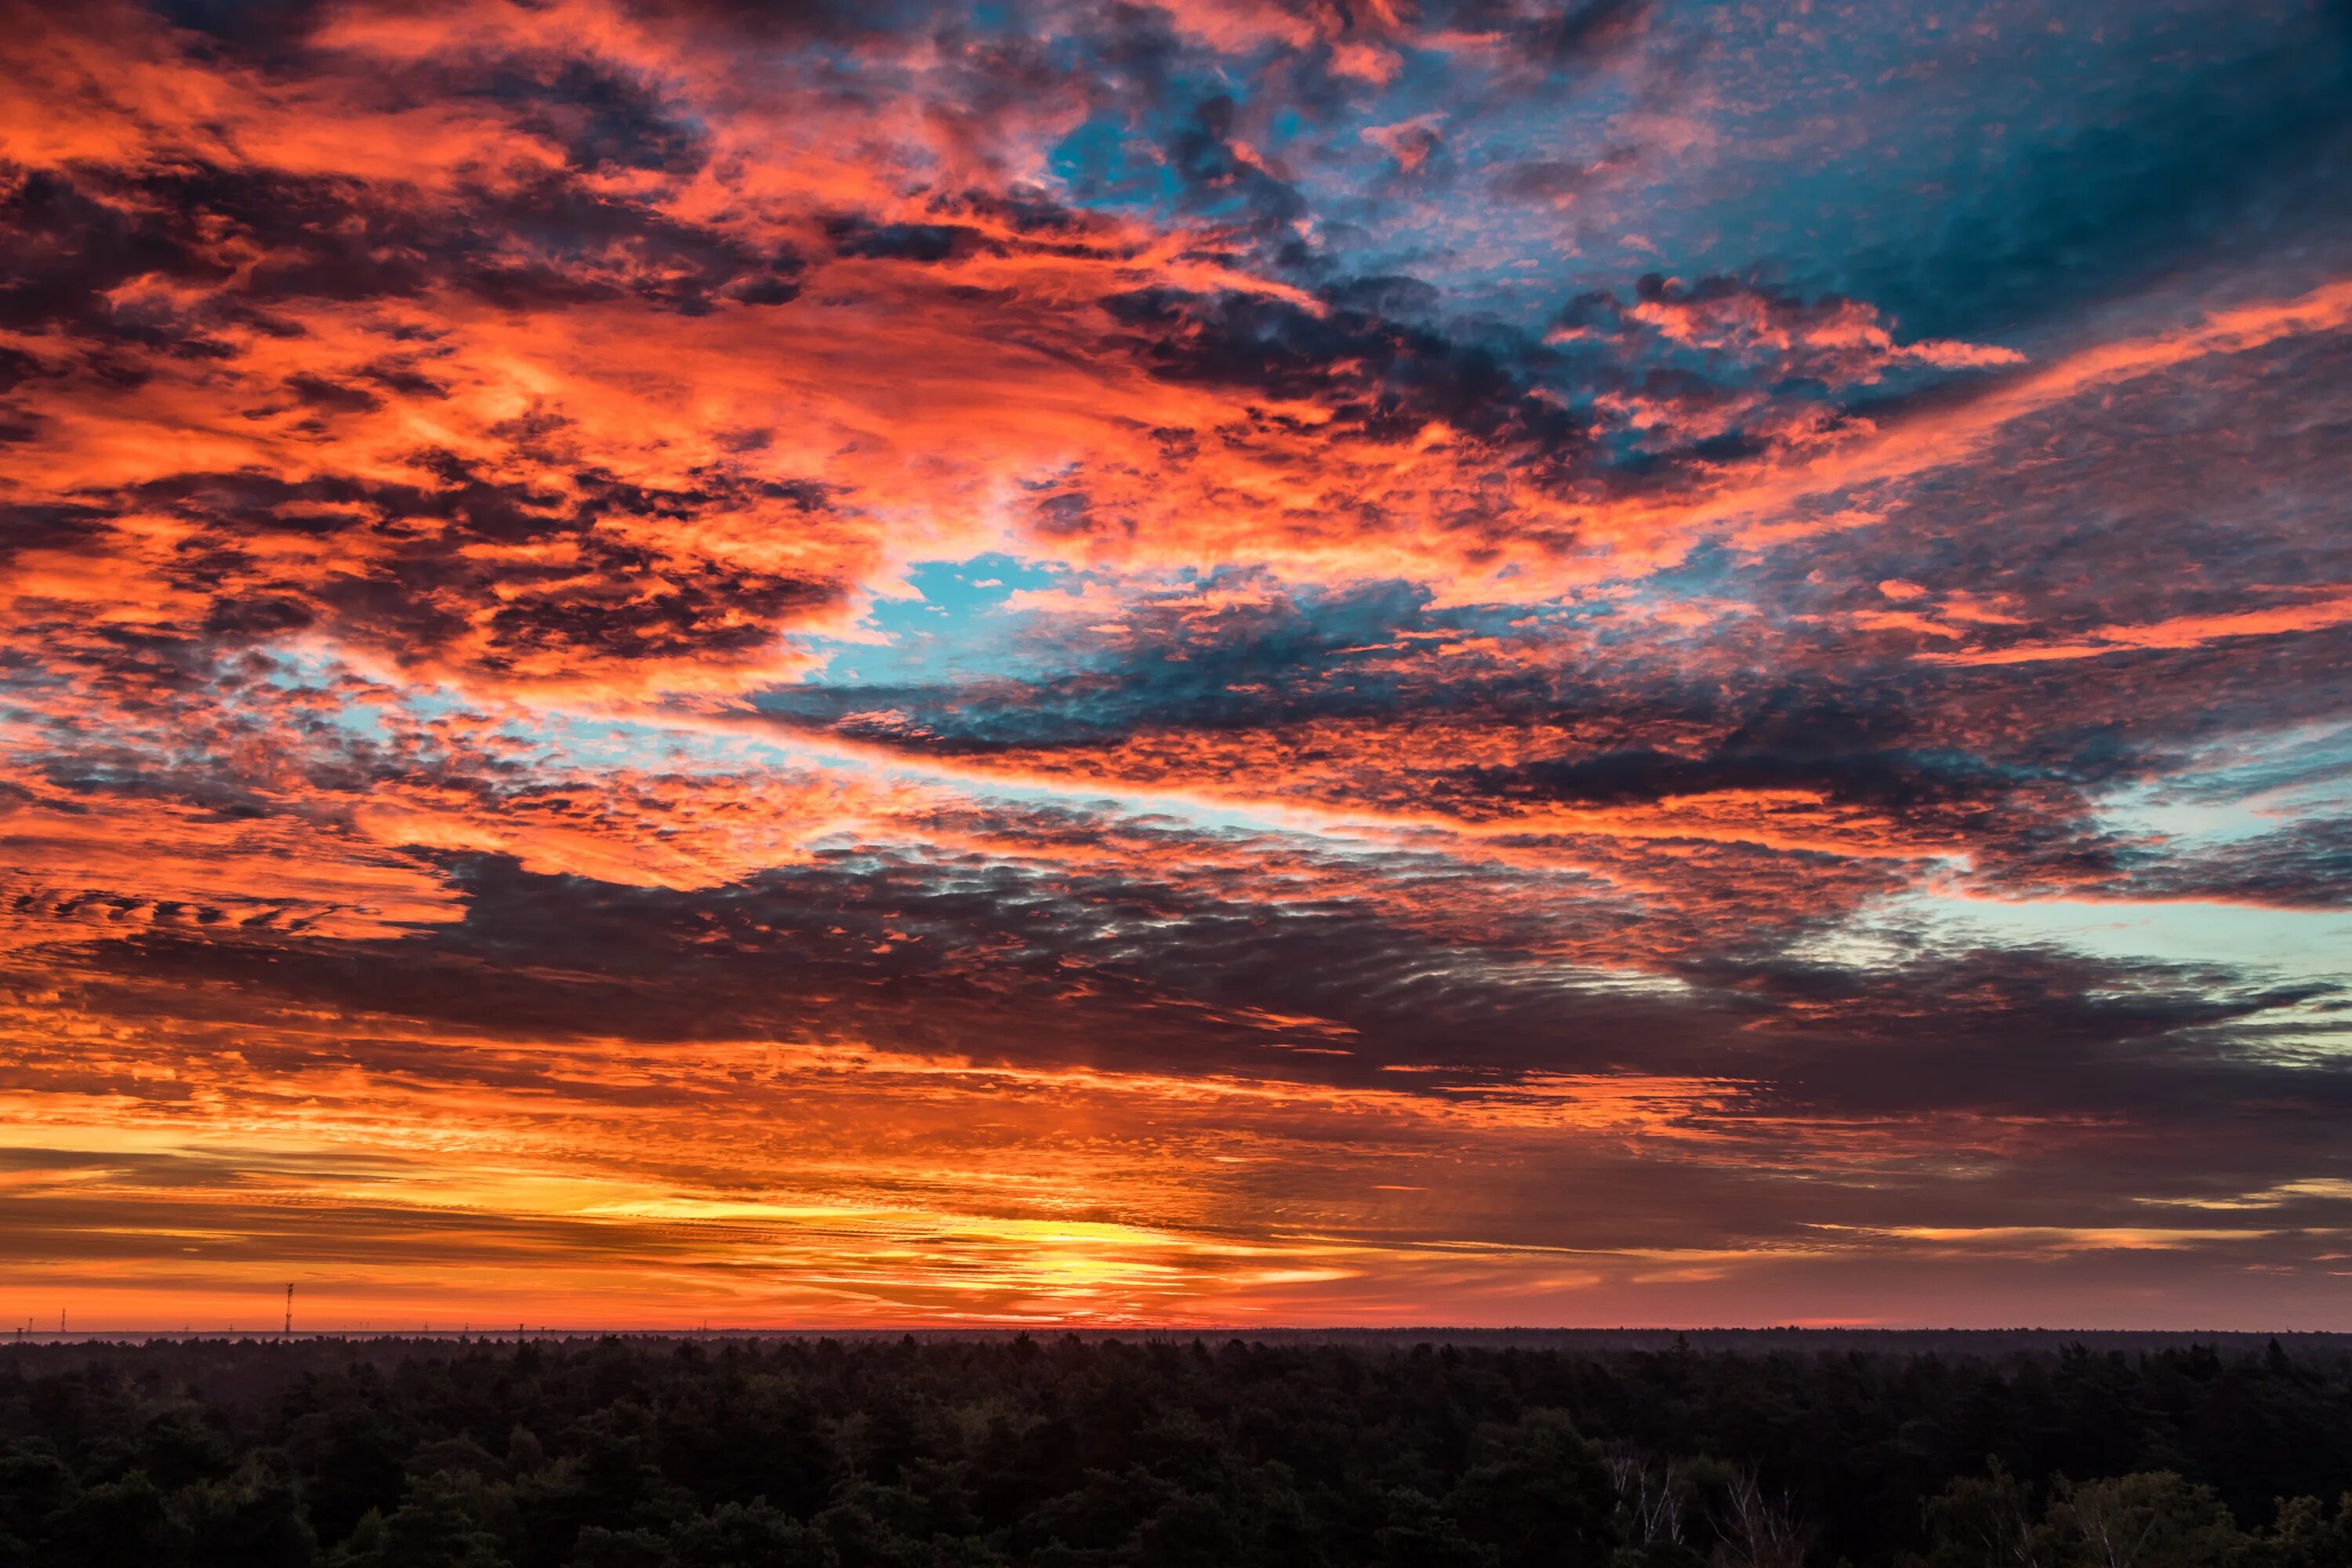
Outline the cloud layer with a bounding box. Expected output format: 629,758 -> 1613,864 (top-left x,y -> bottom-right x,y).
3,0 -> 2350,1328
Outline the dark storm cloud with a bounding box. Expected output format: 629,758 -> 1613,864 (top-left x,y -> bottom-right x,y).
2,158 -> 804,338
1462,739 -> 2042,822
1096,265 -> 2024,516
2122,819 -> 2352,910
0,167 -> 234,353
1164,95 -> 1309,232
142,0 -> 339,60
11,456 -> 849,681
1435,0 -> 1653,72
485,59 -> 713,175
767,577 -> 1468,746
1105,284 -> 1590,457
1838,10 -> 2352,339
613,0 -> 967,41
824,216 -> 996,263
27,841 -> 2346,1164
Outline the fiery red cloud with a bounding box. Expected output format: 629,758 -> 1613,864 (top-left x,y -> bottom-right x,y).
4,0 -> 2350,1329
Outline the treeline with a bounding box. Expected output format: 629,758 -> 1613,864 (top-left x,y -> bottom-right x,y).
2,1334 -> 2349,1567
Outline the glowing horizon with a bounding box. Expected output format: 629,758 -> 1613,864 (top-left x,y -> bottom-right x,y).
4,0 -> 2350,1330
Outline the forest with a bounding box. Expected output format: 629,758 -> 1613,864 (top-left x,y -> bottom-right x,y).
3,1333 -> 2350,1568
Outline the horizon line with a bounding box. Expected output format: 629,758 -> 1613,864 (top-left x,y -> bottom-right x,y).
9,1324 -> 2349,1341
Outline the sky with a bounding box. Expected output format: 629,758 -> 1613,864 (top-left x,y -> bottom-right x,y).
2,0 -> 2350,1332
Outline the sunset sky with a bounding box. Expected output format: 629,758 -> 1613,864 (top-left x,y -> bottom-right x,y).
4,0 -> 2351,1331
